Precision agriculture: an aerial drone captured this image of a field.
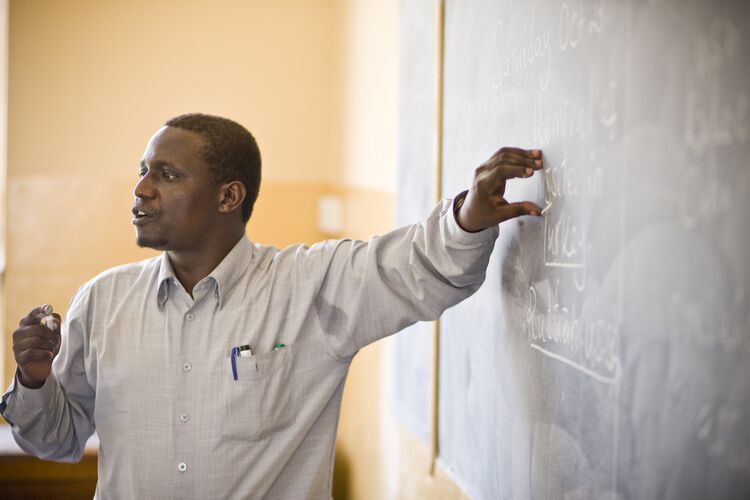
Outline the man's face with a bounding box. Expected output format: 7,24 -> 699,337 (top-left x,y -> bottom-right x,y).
132,126 -> 221,251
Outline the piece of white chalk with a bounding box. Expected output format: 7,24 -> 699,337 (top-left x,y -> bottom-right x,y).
41,315 -> 58,330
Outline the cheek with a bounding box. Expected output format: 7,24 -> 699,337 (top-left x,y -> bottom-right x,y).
176,193 -> 216,222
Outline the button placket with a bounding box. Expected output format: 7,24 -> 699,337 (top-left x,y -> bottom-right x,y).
173,301 -> 195,485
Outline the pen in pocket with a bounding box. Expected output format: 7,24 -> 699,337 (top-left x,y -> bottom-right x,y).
230,345 -> 252,381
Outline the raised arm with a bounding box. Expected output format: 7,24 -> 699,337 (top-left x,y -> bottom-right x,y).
314,147 -> 542,359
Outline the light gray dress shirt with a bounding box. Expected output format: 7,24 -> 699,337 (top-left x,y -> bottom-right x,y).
1,198 -> 498,499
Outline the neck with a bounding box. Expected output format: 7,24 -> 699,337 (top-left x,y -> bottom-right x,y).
167,226 -> 245,296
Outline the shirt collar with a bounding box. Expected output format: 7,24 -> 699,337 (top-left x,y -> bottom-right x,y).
208,235 -> 254,308
156,253 -> 176,308
156,235 -> 254,309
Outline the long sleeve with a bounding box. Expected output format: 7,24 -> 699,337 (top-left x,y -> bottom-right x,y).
314,196 -> 499,359
0,288 -> 96,462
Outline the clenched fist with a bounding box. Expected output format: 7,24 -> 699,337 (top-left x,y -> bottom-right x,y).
12,304 -> 61,389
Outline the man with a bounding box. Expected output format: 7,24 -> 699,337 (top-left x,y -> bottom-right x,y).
1,114 -> 542,498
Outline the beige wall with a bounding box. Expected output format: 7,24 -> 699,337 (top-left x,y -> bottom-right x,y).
2,0 -> 467,498
331,1 -> 398,498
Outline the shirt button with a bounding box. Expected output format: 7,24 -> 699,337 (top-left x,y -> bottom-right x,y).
178,462 -> 187,472
182,362 -> 192,372
186,313 -> 195,321
179,413 -> 189,423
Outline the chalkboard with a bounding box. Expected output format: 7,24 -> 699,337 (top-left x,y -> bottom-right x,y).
395,1 -> 750,499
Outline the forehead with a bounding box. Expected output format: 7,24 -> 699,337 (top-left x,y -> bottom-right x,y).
142,126 -> 206,168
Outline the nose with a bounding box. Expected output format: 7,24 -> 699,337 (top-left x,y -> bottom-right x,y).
134,171 -> 157,200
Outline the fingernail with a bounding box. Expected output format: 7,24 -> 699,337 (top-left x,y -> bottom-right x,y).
525,168 -> 533,176
532,149 -> 542,157
42,304 -> 53,315
535,159 -> 542,167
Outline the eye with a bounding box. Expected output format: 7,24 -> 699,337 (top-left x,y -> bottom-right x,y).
138,168 -> 147,178
162,169 -> 179,180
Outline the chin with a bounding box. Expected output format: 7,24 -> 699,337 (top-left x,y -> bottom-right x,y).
136,236 -> 169,250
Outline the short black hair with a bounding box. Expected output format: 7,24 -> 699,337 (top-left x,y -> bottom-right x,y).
165,113 -> 261,223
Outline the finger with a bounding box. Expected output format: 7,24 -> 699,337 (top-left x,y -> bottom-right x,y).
496,201 -> 542,222
493,162 -> 537,181
18,305 -> 54,327
12,325 -> 56,341
494,146 -> 543,160
16,348 -> 55,364
13,333 -> 58,354
13,324 -> 49,343
493,149 -> 542,167
477,164 -> 537,197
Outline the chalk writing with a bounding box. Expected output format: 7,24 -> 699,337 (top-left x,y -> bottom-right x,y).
684,87 -> 749,157
668,288 -> 749,357
680,13 -> 748,229
695,18 -> 740,78
493,10 -> 552,92
544,155 -> 604,203
679,158 -> 733,229
697,404 -> 750,474
544,207 -> 586,267
598,80 -> 619,140
532,92 -> 590,145
558,0 -> 610,51
524,282 -> 621,383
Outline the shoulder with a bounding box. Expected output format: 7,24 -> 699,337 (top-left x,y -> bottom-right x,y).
70,256 -> 162,307
244,240 -> 358,287
256,239 -> 356,268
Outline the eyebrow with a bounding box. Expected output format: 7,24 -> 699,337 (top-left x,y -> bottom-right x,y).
140,159 -> 176,169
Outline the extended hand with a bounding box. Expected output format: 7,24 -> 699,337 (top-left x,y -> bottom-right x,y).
456,147 -> 542,232
12,305 -> 61,389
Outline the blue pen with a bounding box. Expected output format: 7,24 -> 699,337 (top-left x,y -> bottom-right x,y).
230,345 -> 253,381
231,347 -> 239,381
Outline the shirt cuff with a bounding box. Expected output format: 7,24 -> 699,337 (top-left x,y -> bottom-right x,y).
444,191 -> 499,246
2,369 -> 57,418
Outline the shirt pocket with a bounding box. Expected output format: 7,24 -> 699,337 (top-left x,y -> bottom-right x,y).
220,345 -> 295,441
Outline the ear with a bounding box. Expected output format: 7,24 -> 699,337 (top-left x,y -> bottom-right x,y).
217,181 -> 246,217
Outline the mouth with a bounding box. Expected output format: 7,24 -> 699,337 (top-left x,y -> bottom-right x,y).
131,206 -> 157,226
